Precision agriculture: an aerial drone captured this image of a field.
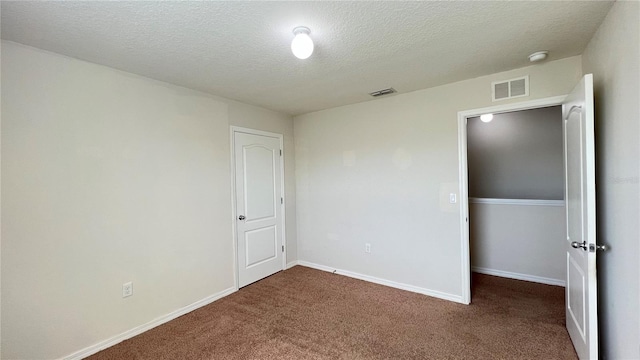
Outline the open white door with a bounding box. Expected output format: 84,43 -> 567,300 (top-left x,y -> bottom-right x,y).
233,129 -> 284,288
563,74 -> 604,360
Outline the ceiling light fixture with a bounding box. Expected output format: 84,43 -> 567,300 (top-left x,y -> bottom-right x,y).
480,114 -> 494,123
291,26 -> 314,59
528,51 -> 549,63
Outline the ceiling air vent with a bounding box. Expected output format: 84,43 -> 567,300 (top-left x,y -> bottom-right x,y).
492,76 -> 529,101
369,87 -> 397,97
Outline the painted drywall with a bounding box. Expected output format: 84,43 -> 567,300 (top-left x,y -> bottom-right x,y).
581,2 -> 640,359
470,202 -> 565,284
467,106 -> 563,200
0,41 -> 295,359
294,56 -> 582,298
0,38 -> 3,355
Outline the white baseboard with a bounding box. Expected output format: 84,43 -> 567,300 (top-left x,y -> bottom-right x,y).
472,266 -> 565,287
62,287 -> 237,360
297,261 -> 465,304
63,264 -> 546,359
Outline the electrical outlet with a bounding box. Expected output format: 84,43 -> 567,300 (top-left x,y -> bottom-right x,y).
365,243 -> 371,254
122,282 -> 133,298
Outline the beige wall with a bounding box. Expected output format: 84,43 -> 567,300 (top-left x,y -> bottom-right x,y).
294,56 -> 582,299
0,41 -> 294,359
581,2 -> 640,359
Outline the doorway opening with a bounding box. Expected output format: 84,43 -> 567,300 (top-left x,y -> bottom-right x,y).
457,95 -> 567,304
467,106 -> 566,288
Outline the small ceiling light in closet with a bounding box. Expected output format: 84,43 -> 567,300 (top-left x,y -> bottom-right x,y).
480,114 -> 494,123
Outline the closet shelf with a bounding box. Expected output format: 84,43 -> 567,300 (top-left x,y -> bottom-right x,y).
468,198 -> 565,207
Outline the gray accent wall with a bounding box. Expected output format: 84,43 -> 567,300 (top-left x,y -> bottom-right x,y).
467,106 -> 563,200
470,202 -> 565,284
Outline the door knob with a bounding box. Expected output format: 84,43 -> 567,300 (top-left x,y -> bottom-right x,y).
238,215 -> 246,220
571,241 -> 587,250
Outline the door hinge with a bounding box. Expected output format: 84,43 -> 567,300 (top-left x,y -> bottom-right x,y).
281,197 -> 283,204
280,149 -> 282,156
589,243 -> 608,252
282,245 -> 285,252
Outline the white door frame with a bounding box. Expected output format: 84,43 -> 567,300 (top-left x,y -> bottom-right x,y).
457,95 -> 567,304
230,126 -> 287,291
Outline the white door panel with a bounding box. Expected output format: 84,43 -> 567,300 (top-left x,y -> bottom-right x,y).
244,145 -> 276,220
567,253 -> 586,340
245,226 -> 277,267
234,130 -> 283,288
563,74 -> 599,360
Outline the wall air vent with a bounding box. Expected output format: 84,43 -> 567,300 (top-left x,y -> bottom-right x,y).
492,76 -> 529,101
369,87 -> 397,97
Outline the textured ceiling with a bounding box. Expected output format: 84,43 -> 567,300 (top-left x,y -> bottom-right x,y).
1,1 -> 613,115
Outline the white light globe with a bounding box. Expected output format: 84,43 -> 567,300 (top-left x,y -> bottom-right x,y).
480,113 -> 494,123
291,28 -> 314,59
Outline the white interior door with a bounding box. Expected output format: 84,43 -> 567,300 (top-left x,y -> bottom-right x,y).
234,129 -> 284,288
563,74 -> 600,360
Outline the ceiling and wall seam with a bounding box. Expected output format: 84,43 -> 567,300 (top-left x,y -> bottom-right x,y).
0,1 -> 614,115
